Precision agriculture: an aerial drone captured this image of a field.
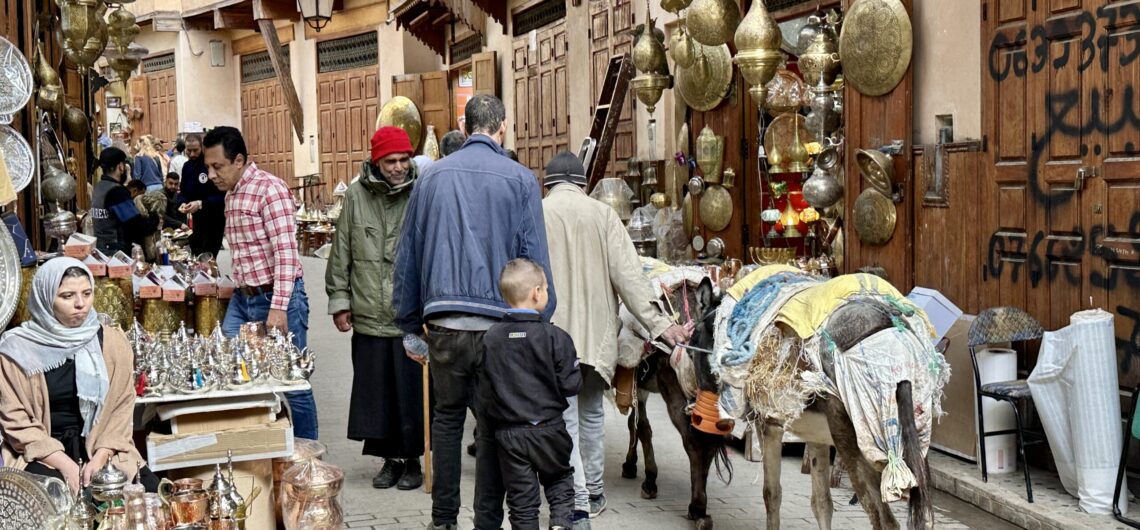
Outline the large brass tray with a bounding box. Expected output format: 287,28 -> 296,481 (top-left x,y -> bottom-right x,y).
699,184 -> 732,232
838,0 -> 912,97
376,96 -> 423,153
675,44 -> 733,112
853,187 -> 896,246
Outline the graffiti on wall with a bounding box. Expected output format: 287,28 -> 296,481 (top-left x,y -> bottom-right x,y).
985,3 -> 1140,372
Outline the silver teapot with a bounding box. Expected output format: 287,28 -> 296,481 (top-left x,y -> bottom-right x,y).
88,458 -> 129,502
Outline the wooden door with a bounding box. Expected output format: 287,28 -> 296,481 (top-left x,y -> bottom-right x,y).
146,68 -> 178,143
512,20 -> 568,178
472,51 -> 497,96
589,0 -> 635,179
241,79 -> 294,182
318,67 -> 380,195
128,75 -> 150,139
419,71 -> 453,150
1091,3 -> 1140,376
513,39 -> 531,169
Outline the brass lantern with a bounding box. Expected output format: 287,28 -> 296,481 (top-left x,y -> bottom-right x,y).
298,0 -> 334,32
733,0 -> 783,111
630,9 -> 671,115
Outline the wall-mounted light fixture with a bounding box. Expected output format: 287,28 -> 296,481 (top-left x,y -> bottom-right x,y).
209,40 -> 225,67
298,0 -> 333,32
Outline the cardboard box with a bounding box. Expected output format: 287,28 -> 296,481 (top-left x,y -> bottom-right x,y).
83,250 -> 108,276
63,233 -> 96,259
146,418 -> 294,471
169,459 -> 276,530
137,272 -> 163,299
162,275 -> 189,302
907,287 -> 964,344
192,271 -> 218,297
931,315 -> 980,461
159,394 -> 281,435
108,251 -> 134,278
218,276 -> 236,299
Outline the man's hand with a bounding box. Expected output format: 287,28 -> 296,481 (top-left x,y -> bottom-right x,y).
266,309 -> 289,334
179,200 -> 203,214
333,311 -> 353,332
658,323 -> 692,347
179,223 -> 189,231
82,448 -> 115,487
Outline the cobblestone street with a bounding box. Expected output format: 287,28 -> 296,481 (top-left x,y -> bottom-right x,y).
297,257 -> 1018,529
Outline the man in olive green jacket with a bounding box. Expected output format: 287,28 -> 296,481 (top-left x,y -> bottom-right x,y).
541,151 -> 690,525
326,126 -> 424,491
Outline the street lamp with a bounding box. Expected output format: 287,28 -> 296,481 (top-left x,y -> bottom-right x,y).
297,0 -> 333,32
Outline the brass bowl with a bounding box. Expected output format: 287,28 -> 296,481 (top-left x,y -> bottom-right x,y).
698,185 -> 733,232
856,148 -> 894,196
630,74 -> 672,114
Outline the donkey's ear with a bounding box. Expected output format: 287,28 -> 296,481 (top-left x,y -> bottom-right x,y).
695,278 -> 715,313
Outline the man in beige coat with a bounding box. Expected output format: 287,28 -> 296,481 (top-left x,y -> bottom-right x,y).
542,152 -> 689,527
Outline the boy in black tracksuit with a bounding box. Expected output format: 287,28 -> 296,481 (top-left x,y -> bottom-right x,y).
481,258 -> 582,530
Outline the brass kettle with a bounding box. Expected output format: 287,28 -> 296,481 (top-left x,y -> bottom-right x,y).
686,0 -> 741,47
797,14 -> 840,87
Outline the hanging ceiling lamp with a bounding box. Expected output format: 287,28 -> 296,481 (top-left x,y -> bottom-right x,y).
298,0 -> 334,32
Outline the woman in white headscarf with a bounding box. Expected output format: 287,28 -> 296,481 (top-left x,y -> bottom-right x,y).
0,257 -> 156,493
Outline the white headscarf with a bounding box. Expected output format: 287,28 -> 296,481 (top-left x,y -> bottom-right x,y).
0,257 -> 110,437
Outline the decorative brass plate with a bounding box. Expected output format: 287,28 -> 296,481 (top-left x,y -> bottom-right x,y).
853,188 -> 897,246
763,113 -> 807,169
856,148 -> 894,196
376,96 -> 423,153
676,44 -> 734,112
698,184 -> 732,232
0,468 -> 59,529
839,0 -> 912,97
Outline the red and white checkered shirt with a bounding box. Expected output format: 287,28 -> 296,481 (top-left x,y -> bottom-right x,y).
224,162 -> 303,311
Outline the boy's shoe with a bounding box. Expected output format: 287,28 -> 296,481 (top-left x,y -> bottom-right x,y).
467,442 -> 477,457
588,494 -> 607,518
429,523 -> 457,530
570,510 -> 592,530
397,459 -> 424,490
372,459 -> 405,489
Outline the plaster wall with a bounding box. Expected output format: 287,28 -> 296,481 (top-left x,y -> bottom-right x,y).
177,30 -> 241,131
912,0 -> 981,144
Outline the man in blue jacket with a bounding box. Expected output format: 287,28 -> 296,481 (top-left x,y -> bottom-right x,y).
393,94 -> 557,530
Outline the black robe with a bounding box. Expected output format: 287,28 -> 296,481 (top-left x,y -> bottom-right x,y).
348,333 -> 425,459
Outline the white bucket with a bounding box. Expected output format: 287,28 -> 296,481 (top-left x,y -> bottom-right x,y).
976,347 -> 1018,474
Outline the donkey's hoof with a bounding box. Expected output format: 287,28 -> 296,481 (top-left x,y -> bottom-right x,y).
693,516 -> 713,530
640,483 -> 658,499
621,462 -> 638,479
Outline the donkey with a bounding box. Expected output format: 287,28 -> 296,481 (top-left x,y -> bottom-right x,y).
623,280 -> 934,530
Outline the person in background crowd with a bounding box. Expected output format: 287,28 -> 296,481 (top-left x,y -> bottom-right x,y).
327,126 -> 424,491
91,147 -> 154,256
97,125 -> 112,150
169,137 -> 189,178
393,94 -> 557,530
0,258 -> 160,493
440,130 -> 465,157
163,173 -> 188,230
178,134 -> 226,257
481,258 -> 581,530
413,154 -> 434,176
542,151 -> 691,524
205,126 -> 318,441
126,180 -> 146,200
506,149 -> 519,163
132,136 -> 165,192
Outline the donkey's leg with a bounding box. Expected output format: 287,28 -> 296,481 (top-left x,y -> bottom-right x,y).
807,443 -> 834,530
656,356 -> 715,529
759,421 -> 785,530
638,391 -> 660,499
623,399 -> 640,479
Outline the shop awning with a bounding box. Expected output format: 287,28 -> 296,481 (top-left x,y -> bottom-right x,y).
390,0 -> 488,57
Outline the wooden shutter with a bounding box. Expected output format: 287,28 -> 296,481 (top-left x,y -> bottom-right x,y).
128,75 -> 150,138
472,51 -> 497,96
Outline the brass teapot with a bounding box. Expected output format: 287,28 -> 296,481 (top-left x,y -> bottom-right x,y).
797,14 -> 840,86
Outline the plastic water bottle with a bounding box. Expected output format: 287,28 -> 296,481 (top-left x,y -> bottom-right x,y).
403,334 -> 429,359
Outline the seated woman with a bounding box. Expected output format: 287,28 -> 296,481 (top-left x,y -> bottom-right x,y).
0,257 -> 158,492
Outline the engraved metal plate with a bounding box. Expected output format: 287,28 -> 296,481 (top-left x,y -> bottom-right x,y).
0,125 -> 33,193
0,468 -> 59,530
838,0 -> 912,97
0,225 -> 20,330
0,37 -> 32,125
675,44 -> 734,112
853,187 -> 896,246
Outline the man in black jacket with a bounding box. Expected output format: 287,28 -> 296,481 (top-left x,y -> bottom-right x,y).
177,133 -> 226,256
481,259 -> 581,530
91,147 -> 154,255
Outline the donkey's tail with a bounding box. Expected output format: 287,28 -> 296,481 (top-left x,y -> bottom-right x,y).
897,380 -> 933,530
711,433 -> 734,486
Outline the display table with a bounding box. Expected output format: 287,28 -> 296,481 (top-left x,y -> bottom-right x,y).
137,381 -> 311,405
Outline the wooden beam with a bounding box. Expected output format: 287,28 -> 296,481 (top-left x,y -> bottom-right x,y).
232,23 -> 295,56
253,0 -> 300,21
182,12 -> 217,32
303,2 -> 387,41
214,7 -> 258,30
152,11 -> 186,32
259,18 -> 305,143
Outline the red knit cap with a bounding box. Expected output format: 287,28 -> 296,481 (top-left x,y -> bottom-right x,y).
371,126 -> 414,163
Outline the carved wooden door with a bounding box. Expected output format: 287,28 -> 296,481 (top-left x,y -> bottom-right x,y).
241,79 -> 294,182
589,0 -> 635,179
513,19 -> 567,178
146,68 -> 177,143
512,39 -> 531,169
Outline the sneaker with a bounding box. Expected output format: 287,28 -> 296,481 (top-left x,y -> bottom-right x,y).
428,523 -> 457,530
372,459 -> 405,489
397,459 -> 424,490
570,510 -> 592,530
588,494 -> 606,518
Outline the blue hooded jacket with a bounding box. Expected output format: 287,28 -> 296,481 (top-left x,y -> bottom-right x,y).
392,134 -> 557,333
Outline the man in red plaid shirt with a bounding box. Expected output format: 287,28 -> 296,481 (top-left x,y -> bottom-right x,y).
203,126 -> 318,440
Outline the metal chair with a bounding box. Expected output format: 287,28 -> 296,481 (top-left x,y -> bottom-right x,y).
968,307 -> 1046,502
1114,383 -> 1140,527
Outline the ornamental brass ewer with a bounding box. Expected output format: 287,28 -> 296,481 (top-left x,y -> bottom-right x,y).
797,14 -> 840,87
733,0 -> 783,111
